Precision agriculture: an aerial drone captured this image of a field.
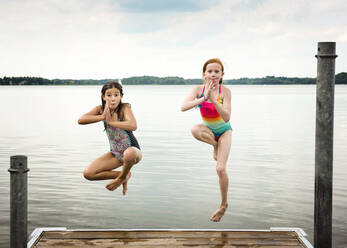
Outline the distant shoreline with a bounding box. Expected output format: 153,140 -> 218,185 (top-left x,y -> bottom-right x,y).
1,73 -> 346,85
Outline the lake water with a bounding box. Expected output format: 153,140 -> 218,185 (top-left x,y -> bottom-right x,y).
0,85 -> 346,247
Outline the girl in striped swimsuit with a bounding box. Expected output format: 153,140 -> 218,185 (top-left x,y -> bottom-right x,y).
78,81 -> 142,194
181,58 -> 232,222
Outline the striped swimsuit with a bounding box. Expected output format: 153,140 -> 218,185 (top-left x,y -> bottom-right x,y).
199,84 -> 232,141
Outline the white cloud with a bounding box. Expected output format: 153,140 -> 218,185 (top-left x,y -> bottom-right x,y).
115,0 -> 219,13
0,0 -> 346,79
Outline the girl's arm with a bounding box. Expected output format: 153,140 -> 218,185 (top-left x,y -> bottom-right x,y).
106,104 -> 137,131
210,86 -> 231,122
181,86 -> 205,112
78,105 -> 105,125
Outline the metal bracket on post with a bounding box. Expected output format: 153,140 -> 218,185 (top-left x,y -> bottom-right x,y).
8,168 -> 30,173
315,54 -> 338,59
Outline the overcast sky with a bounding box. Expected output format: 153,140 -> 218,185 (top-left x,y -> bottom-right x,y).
1,0 -> 346,79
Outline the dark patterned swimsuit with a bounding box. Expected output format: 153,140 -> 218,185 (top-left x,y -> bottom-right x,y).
104,120 -> 140,162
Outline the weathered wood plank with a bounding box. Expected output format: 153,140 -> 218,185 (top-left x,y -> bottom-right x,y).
31,230 -> 310,248
36,241 -> 303,248
35,237 -> 304,247
42,230 -> 298,239
35,240 -> 304,248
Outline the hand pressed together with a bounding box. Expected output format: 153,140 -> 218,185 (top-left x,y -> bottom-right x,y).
204,79 -> 219,102
104,102 -> 118,123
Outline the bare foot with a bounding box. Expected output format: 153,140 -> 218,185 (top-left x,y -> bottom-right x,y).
213,145 -> 218,161
122,172 -> 132,195
210,204 -> 228,222
106,175 -> 127,191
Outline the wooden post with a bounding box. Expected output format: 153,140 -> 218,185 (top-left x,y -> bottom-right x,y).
314,42 -> 337,248
8,155 -> 29,248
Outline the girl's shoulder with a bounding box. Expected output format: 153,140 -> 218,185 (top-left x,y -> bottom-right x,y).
119,103 -> 132,120
190,84 -> 203,90
96,105 -> 103,114
193,85 -> 204,95
119,103 -> 132,115
221,85 -> 231,99
221,84 -> 231,94
120,103 -> 131,110
195,85 -> 204,90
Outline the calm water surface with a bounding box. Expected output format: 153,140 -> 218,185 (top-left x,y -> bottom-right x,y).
0,85 -> 346,247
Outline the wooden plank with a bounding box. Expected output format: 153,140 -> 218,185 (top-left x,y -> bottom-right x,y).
35,237 -> 304,247
32,230 -> 310,248
42,230 -> 298,239
35,241 -> 304,248
35,239 -> 304,248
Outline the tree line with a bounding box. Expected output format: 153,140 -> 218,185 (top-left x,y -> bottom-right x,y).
1,73 -> 346,85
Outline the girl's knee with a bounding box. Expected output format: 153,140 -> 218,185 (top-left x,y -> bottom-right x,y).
191,125 -> 201,137
123,148 -> 139,164
83,168 -> 95,180
216,165 -> 227,177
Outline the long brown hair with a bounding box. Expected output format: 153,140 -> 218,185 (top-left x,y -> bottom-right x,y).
202,58 -> 224,84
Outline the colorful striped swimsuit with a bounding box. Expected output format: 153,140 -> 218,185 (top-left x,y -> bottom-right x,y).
199,84 -> 232,141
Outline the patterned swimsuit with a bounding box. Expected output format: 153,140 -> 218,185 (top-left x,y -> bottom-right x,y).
199,84 -> 232,141
104,120 -> 140,162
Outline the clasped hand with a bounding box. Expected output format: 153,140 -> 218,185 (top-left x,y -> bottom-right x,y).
204,79 -> 219,102
102,102 -> 117,122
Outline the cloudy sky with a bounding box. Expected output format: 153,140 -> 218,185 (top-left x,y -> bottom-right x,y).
1,0 -> 346,79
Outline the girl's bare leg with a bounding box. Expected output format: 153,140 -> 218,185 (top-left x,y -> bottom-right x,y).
210,130 -> 232,222
84,152 -> 132,194
83,152 -> 122,180
106,147 -> 142,192
121,171 -> 132,195
191,124 -> 219,160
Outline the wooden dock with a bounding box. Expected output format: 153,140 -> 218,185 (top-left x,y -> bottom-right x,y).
28,227 -> 313,247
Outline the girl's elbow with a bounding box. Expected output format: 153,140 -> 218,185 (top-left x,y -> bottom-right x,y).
131,123 -> 138,131
78,118 -> 85,125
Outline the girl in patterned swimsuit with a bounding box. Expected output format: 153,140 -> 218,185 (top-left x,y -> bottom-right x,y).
78,81 -> 142,194
181,58 -> 232,222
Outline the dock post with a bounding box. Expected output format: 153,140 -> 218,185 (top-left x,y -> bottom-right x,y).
314,42 -> 337,248
8,155 -> 29,248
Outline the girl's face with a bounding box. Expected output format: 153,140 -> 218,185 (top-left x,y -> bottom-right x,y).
203,62 -> 224,84
103,87 -> 122,110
